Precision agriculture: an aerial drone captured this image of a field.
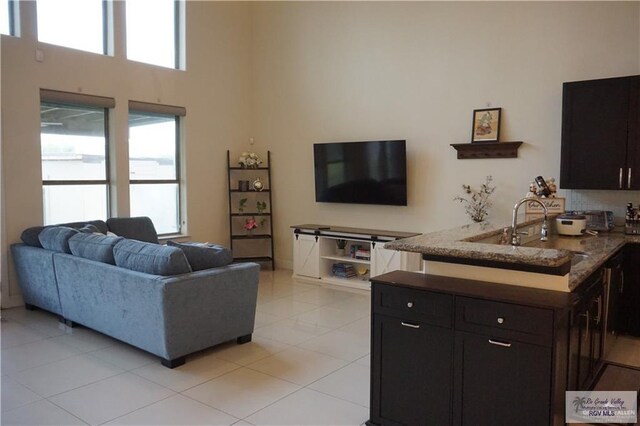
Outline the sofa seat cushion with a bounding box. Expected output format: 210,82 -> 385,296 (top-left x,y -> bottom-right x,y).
166,241 -> 233,271
21,220 -> 108,247
69,233 -> 123,265
38,226 -> 80,253
114,239 -> 192,276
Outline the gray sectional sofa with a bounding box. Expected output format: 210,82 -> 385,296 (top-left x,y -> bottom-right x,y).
11,217 -> 259,368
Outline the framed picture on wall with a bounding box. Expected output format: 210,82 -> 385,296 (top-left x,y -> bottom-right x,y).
471,107 -> 501,142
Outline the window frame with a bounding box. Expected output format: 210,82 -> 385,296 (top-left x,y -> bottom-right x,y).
35,0 -> 108,55
125,0 -> 183,69
7,0 -> 15,35
2,0 -> 17,36
40,90 -> 114,223
128,101 -> 185,235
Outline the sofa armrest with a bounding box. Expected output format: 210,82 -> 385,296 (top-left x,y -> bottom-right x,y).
11,244 -> 63,315
160,262 -> 260,359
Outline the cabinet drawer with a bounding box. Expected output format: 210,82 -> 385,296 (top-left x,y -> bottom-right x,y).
373,283 -> 452,328
455,297 -> 554,346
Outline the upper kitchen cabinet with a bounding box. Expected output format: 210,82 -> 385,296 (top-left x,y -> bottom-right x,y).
560,75 -> 639,189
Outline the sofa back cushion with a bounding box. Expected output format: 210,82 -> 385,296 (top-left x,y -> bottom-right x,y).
38,226 -> 80,253
166,241 -> 233,271
107,217 -> 159,244
21,220 -> 108,247
69,233 -> 123,265
113,239 -> 192,276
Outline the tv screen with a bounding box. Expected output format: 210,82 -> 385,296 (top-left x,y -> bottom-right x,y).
313,140 -> 407,206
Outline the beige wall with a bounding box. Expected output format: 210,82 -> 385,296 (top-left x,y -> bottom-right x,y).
250,1 -> 640,268
1,2 -> 252,307
2,2 -> 639,304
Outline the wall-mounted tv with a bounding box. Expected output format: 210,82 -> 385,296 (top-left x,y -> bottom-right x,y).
313,140 -> 407,206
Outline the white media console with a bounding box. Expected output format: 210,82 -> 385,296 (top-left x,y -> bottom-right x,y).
291,224 -> 422,291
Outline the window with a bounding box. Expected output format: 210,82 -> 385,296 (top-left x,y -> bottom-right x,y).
126,0 -> 182,68
40,90 -> 114,224
1,0 -> 15,36
36,0 -> 105,54
128,101 -> 185,235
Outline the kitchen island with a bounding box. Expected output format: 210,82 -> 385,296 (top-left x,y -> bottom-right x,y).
369,219 -> 640,426
384,217 -> 630,291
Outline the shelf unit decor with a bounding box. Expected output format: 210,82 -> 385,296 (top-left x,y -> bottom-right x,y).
226,150 -> 275,269
450,141 -> 523,159
291,224 -> 421,291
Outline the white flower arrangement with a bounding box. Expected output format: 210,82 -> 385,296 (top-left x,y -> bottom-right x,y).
238,152 -> 263,168
453,175 -> 496,223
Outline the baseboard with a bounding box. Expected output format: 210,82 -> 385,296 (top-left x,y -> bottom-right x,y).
276,257 -> 293,270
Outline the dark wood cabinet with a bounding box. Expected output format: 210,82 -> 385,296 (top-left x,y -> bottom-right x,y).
453,331 -> 552,426
373,315 -> 452,425
369,283 -> 453,426
368,272 -> 572,426
604,250 -> 624,358
568,270 -> 605,390
560,75 -> 639,189
619,244 -> 640,335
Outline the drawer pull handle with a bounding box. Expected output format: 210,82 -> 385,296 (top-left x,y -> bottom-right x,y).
407,302 -> 414,308
497,317 -> 504,324
401,322 -> 420,329
488,339 -> 512,348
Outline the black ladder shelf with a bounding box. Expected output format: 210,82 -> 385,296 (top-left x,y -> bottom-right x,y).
226,150 -> 275,270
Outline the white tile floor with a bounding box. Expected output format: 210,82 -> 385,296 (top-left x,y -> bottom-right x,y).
0,270 -> 370,426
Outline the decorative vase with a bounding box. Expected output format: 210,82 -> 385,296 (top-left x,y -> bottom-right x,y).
336,248 -> 346,256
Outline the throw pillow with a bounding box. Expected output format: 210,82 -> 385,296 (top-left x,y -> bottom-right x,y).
20,220 -> 108,247
69,233 -> 123,265
21,226 -> 45,247
113,239 -> 192,276
78,224 -> 101,234
38,226 -> 80,254
166,241 -> 233,271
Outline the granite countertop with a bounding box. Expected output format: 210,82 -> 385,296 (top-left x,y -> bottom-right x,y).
384,218 -> 638,291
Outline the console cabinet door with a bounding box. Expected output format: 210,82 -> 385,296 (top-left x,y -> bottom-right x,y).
371,245 -> 422,278
293,234 -> 320,278
454,331 -> 552,426
371,314 -> 452,426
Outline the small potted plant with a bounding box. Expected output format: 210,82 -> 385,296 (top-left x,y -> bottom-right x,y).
336,239 -> 347,256
244,217 -> 258,235
238,198 -> 248,213
256,201 -> 267,226
453,175 -> 496,223
238,152 -> 263,168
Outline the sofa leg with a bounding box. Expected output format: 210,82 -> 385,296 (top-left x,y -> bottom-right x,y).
161,356 -> 185,369
58,317 -> 77,328
24,303 -> 37,311
237,334 -> 252,345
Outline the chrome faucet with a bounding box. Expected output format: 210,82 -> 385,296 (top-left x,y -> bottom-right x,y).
511,198 -> 549,246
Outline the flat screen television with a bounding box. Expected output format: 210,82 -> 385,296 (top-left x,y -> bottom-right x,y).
313,140 -> 407,206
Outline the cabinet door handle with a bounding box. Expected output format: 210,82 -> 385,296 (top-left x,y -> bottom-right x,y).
580,311 -> 590,341
629,168 -> 633,188
596,296 -> 602,324
488,339 -> 512,348
620,168 -> 624,189
621,271 -> 624,293
401,322 -> 420,329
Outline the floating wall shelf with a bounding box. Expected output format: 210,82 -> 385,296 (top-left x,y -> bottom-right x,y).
450,141 -> 523,159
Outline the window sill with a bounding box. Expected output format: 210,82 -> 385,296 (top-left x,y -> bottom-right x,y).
159,234 -> 191,244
